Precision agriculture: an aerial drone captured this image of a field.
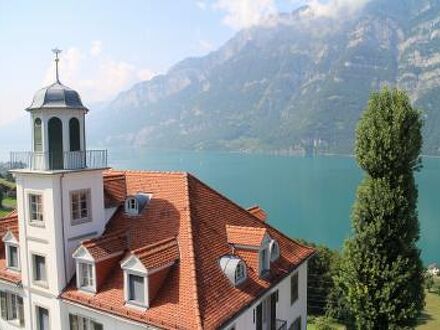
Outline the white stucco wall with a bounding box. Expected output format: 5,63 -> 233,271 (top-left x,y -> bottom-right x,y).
221,261 -> 308,330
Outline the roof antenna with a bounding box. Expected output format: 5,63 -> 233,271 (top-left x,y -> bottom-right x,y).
52,48 -> 62,83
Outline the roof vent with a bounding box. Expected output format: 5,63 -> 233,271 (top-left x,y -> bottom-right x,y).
124,193 -> 152,216
219,255 -> 247,286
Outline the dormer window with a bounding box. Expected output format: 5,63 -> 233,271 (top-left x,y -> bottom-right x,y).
78,262 -> 95,291
127,274 -> 146,306
220,256 -> 247,286
270,239 -> 280,262
2,231 -> 20,272
124,193 -> 152,216
72,246 -> 97,293
7,245 -> 19,270
125,197 -> 138,214
259,248 -> 269,275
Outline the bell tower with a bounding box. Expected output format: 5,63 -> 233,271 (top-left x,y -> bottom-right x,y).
9,50 -> 108,329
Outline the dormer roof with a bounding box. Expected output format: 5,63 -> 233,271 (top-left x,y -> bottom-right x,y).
226,225 -> 268,247
130,237 -> 179,270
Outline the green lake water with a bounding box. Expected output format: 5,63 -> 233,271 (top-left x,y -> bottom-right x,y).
109,147 -> 440,265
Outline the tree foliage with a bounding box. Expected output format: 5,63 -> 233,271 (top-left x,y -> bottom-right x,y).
334,88 -> 425,329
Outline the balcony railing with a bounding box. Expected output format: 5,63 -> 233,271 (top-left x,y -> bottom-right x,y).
9,150 -> 108,171
275,319 -> 287,330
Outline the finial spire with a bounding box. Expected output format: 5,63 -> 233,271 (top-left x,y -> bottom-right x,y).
52,48 -> 62,83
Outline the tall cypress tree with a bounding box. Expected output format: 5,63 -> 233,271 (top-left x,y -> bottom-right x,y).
336,88 -> 425,329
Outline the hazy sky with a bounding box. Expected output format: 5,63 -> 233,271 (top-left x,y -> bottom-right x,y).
0,0 -> 363,127
0,1 -> 312,126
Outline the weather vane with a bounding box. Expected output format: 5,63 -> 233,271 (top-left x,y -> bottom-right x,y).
52,48 -> 62,82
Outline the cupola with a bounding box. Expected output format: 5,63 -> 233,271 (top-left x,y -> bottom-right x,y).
9,49 -> 107,172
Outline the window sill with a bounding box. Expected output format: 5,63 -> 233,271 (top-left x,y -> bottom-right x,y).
6,267 -> 21,273
78,286 -> 96,294
125,300 -> 147,311
71,218 -> 92,226
29,221 -> 45,228
32,280 -> 48,289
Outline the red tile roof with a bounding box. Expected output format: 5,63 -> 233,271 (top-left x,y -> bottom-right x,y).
132,237 -> 179,270
82,230 -> 128,261
62,170 -> 314,330
226,225 -> 267,247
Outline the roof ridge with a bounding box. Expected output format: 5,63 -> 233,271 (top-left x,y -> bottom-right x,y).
119,169 -> 188,176
186,173 -> 314,253
182,173 -> 204,330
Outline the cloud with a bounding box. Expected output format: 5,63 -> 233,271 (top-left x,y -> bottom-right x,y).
42,42 -> 155,104
303,0 -> 370,18
196,1 -> 207,10
90,40 -> 103,57
214,0 -> 277,29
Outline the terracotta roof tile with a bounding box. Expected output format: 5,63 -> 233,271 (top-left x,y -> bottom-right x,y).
226,224 -> 267,247
82,230 -> 128,260
132,237 -> 179,270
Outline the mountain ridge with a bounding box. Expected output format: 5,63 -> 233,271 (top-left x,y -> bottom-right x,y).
89,0 -> 440,155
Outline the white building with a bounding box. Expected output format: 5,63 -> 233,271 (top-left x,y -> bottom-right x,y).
0,51 -> 315,330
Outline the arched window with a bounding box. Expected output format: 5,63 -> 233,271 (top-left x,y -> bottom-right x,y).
34,118 -> 42,152
235,261 -> 246,283
69,118 -> 81,152
48,117 -> 63,170
270,240 -> 280,262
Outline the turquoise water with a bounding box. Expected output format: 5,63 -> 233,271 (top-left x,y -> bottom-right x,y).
108,147 -> 440,265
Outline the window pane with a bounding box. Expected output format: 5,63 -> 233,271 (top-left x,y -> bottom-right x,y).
37,306 -> 49,330
129,274 -> 145,303
18,296 -> 24,326
34,255 -> 46,282
30,194 -> 43,222
72,191 -> 90,222
290,273 -> 298,305
9,246 -> 18,268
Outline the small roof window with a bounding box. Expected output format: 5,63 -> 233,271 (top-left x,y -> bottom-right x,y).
125,193 -> 152,215
270,239 -> 280,262
219,255 -> 247,286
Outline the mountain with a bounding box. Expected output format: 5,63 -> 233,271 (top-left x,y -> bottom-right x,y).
89,0 -> 440,155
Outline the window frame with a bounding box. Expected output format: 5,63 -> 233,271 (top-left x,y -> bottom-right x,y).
35,305 -> 50,330
69,313 -> 103,330
76,261 -> 96,293
0,291 -> 24,326
234,261 -> 246,285
259,248 -> 269,276
124,270 -> 148,308
32,253 -> 48,287
290,272 -> 299,306
28,193 -> 44,225
125,197 -> 139,215
270,239 -> 280,262
70,189 -> 92,225
5,243 -> 20,271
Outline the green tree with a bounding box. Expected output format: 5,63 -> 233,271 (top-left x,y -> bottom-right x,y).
335,88 -> 425,329
0,189 -> 3,209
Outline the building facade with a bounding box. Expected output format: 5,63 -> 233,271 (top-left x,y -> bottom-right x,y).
0,52 -> 314,330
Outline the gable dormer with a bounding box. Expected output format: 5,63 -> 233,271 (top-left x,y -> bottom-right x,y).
120,237 -> 179,309
2,229 -> 20,272
226,225 -> 280,277
73,231 -> 127,293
